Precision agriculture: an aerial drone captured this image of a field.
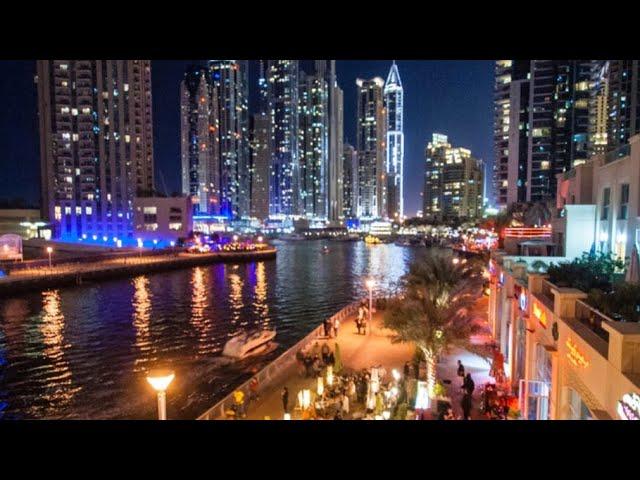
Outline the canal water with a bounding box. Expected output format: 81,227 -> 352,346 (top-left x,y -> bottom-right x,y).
0,241 -> 418,419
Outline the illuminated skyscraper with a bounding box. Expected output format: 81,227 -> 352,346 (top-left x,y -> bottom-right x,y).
316,60 -> 344,223
267,60 -> 299,217
180,66 -> 219,214
208,60 -> 250,219
423,133 -> 483,221
298,70 -> 329,219
37,60 -> 154,240
356,77 -> 386,219
588,61 -> 609,157
342,143 -> 357,219
250,61 -> 270,221
384,61 -> 404,220
606,60 -> 640,154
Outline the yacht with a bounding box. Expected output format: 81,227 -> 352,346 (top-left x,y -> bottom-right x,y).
222,329 -> 277,359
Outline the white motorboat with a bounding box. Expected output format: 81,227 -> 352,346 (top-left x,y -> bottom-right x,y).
222,329 -> 277,359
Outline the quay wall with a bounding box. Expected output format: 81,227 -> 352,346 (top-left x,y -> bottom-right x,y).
197,300 -> 362,420
0,248 -> 277,296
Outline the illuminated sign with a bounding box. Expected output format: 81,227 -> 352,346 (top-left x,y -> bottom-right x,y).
532,302 -> 547,328
566,338 -> 589,368
617,393 -> 640,420
504,227 -> 552,238
415,381 -> 430,410
519,291 -> 527,311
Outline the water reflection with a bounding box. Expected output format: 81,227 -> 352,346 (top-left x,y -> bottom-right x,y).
132,276 -> 151,370
39,290 -> 80,410
253,262 -> 270,328
190,267 -> 213,355
228,265 -> 245,330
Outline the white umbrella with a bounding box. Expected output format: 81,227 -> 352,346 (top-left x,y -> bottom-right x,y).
626,244 -> 640,283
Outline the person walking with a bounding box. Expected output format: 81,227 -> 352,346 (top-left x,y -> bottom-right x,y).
457,360 -> 465,387
357,306 -> 364,335
462,373 -> 475,397
333,318 -> 340,338
281,386 -> 289,414
233,390 -> 246,418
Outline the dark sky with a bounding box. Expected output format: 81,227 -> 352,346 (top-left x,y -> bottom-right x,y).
0,60 -> 493,216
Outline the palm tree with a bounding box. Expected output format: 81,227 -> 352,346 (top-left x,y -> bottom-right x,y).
383,249 -> 488,400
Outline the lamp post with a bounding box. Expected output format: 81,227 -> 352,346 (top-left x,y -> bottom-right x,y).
46,246 -> 53,269
137,238 -> 143,258
366,278 -> 375,336
146,369 -> 175,420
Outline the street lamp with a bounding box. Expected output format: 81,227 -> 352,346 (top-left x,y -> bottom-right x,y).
137,238 -> 143,258
146,369 -> 175,420
366,278 -> 375,336
46,246 -> 53,269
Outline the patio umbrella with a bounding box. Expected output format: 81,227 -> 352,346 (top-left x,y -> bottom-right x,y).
626,244 -> 640,283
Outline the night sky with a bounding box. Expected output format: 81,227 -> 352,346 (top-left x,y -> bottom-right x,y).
0,60 -> 493,216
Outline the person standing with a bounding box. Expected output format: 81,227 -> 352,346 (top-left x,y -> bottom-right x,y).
457,360 -> 465,387
281,386 -> 289,414
333,318 -> 340,337
462,373 -> 475,397
461,392 -> 472,420
341,391 -> 350,416
357,306 -> 364,334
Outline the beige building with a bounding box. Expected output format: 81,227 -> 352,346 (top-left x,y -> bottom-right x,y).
489,255 -> 640,420
133,197 -> 192,245
556,133 -> 640,262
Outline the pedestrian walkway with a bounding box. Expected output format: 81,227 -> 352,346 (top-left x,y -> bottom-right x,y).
437,295 -> 493,420
244,309 -> 415,420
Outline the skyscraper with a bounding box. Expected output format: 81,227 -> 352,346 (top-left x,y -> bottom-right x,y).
588,61 -> 609,157
250,61 -> 270,221
384,61 -> 404,220
298,70 -> 329,220
267,60 -> 299,217
342,143 -> 357,219
208,60 -> 250,219
316,60 -> 344,223
180,66 -> 219,215
37,60 -> 154,240
356,77 -> 386,219
423,133 -> 483,221
527,60 -> 591,202
494,60 -> 592,208
606,60 -> 640,154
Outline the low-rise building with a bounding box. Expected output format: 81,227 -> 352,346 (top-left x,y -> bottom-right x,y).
133,196 -> 192,246
488,256 -> 640,420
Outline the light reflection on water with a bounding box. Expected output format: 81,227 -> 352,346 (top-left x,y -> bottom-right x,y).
0,241 -> 419,419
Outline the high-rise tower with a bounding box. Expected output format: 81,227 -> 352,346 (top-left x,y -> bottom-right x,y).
37,60 -> 154,240
384,61 -> 404,220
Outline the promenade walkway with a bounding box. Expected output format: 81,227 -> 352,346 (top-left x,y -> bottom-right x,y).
244,309 -> 415,420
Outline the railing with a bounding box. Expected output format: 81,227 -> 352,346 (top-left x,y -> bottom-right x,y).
574,299 -> 611,343
604,144 -> 630,164
197,300 -> 363,420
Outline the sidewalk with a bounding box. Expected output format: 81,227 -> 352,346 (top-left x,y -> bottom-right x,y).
437,295 -> 493,420
244,309 -> 415,420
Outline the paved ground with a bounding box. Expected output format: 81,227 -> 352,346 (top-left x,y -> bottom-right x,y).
244,309 -> 415,420
436,295 -> 493,420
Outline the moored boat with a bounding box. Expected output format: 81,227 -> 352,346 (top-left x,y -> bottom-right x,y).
222,329 -> 277,359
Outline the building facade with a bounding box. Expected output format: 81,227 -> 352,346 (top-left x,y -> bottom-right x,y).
298,70 -> 329,220
356,77 -> 386,219
384,62 -> 404,220
133,196 -> 192,244
606,60 -> 640,154
423,133 -> 483,221
342,143 -> 357,219
588,61 -> 609,157
37,60 -> 154,241
267,60 -> 300,218
250,112 -> 270,221
208,60 -> 250,219
180,66 -> 219,215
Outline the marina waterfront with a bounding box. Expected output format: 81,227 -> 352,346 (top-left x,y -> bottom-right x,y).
0,241 -> 418,419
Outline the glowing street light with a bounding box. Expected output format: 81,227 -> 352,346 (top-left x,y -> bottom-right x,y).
137,238 -> 143,257
46,246 -> 53,269
257,236 -> 263,243
366,278 -> 375,336
233,234 -> 239,243
146,369 -> 175,420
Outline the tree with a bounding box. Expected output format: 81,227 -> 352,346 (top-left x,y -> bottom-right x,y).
383,249 -> 489,400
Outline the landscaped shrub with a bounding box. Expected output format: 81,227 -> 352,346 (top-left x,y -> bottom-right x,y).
587,282 -> 640,323
547,252 -> 625,293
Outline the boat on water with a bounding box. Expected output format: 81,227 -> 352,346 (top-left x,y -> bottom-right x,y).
279,233 -> 307,241
364,235 -> 382,245
222,329 -> 277,359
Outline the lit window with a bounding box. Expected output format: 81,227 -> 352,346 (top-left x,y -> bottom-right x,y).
72,108 -> 78,116
85,206 -> 92,215
169,223 -> 182,231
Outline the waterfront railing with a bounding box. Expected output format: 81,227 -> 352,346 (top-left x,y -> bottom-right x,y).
197,300 -> 363,420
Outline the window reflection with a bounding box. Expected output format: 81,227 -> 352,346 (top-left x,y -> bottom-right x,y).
132,276 -> 151,369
